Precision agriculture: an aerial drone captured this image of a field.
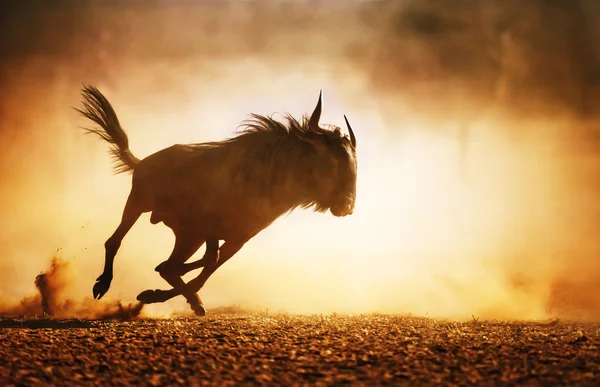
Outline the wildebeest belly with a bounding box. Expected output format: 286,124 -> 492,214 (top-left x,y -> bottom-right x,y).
135,143 -> 279,240
148,195 -> 275,241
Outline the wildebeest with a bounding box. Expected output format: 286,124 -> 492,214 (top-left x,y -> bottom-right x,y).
77,85 -> 358,315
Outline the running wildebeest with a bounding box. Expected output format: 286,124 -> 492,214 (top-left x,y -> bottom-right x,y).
77,85 -> 357,315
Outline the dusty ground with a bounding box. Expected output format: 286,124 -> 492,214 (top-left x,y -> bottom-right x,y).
0,312 -> 598,386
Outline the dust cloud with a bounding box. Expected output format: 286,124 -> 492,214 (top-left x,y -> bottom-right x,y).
0,256 -> 144,319
1,0 -> 600,321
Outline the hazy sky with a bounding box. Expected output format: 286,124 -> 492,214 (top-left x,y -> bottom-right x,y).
3,0 -> 600,126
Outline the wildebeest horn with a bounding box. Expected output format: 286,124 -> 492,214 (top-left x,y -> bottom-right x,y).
309,90 -> 323,131
344,115 -> 356,149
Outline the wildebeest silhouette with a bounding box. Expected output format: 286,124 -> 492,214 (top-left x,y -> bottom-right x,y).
77,85 -> 358,315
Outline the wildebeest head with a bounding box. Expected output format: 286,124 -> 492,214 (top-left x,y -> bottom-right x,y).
302,91 -> 357,217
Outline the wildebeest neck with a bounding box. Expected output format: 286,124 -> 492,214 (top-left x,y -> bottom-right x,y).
227,129 -> 329,217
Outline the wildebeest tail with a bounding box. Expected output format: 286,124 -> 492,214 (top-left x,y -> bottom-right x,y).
76,85 -> 140,174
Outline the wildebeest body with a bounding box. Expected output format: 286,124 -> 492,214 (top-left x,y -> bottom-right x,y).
77,85 -> 358,315
137,139 -> 325,240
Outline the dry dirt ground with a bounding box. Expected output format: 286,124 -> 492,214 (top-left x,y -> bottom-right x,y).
1,312 -> 599,386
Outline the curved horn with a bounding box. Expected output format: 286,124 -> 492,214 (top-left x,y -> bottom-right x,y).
308,90 -> 323,131
344,115 -> 356,149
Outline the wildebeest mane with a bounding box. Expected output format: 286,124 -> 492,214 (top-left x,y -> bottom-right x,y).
186,112 -> 337,215
192,112 -> 330,148
237,112 -> 329,138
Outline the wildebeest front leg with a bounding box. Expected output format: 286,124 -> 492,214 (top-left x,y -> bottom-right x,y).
143,240 -> 245,310
137,236 -> 221,316
183,241 -> 245,299
136,233 -> 204,310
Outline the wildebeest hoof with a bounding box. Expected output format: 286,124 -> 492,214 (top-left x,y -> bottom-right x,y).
93,273 -> 112,300
155,261 -> 187,277
186,293 -> 205,316
192,304 -> 206,317
154,261 -> 167,272
136,289 -> 156,303
136,289 -> 171,304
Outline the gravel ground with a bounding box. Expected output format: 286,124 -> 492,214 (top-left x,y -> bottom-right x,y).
1,313 -> 599,386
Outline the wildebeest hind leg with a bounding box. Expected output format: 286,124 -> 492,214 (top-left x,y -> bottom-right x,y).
93,192 -> 143,300
136,232 -> 205,314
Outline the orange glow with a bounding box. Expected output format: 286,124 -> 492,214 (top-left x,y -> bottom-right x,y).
2,1 -> 600,322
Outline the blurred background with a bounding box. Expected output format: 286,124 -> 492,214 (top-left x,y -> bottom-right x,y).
2,0 -> 600,320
